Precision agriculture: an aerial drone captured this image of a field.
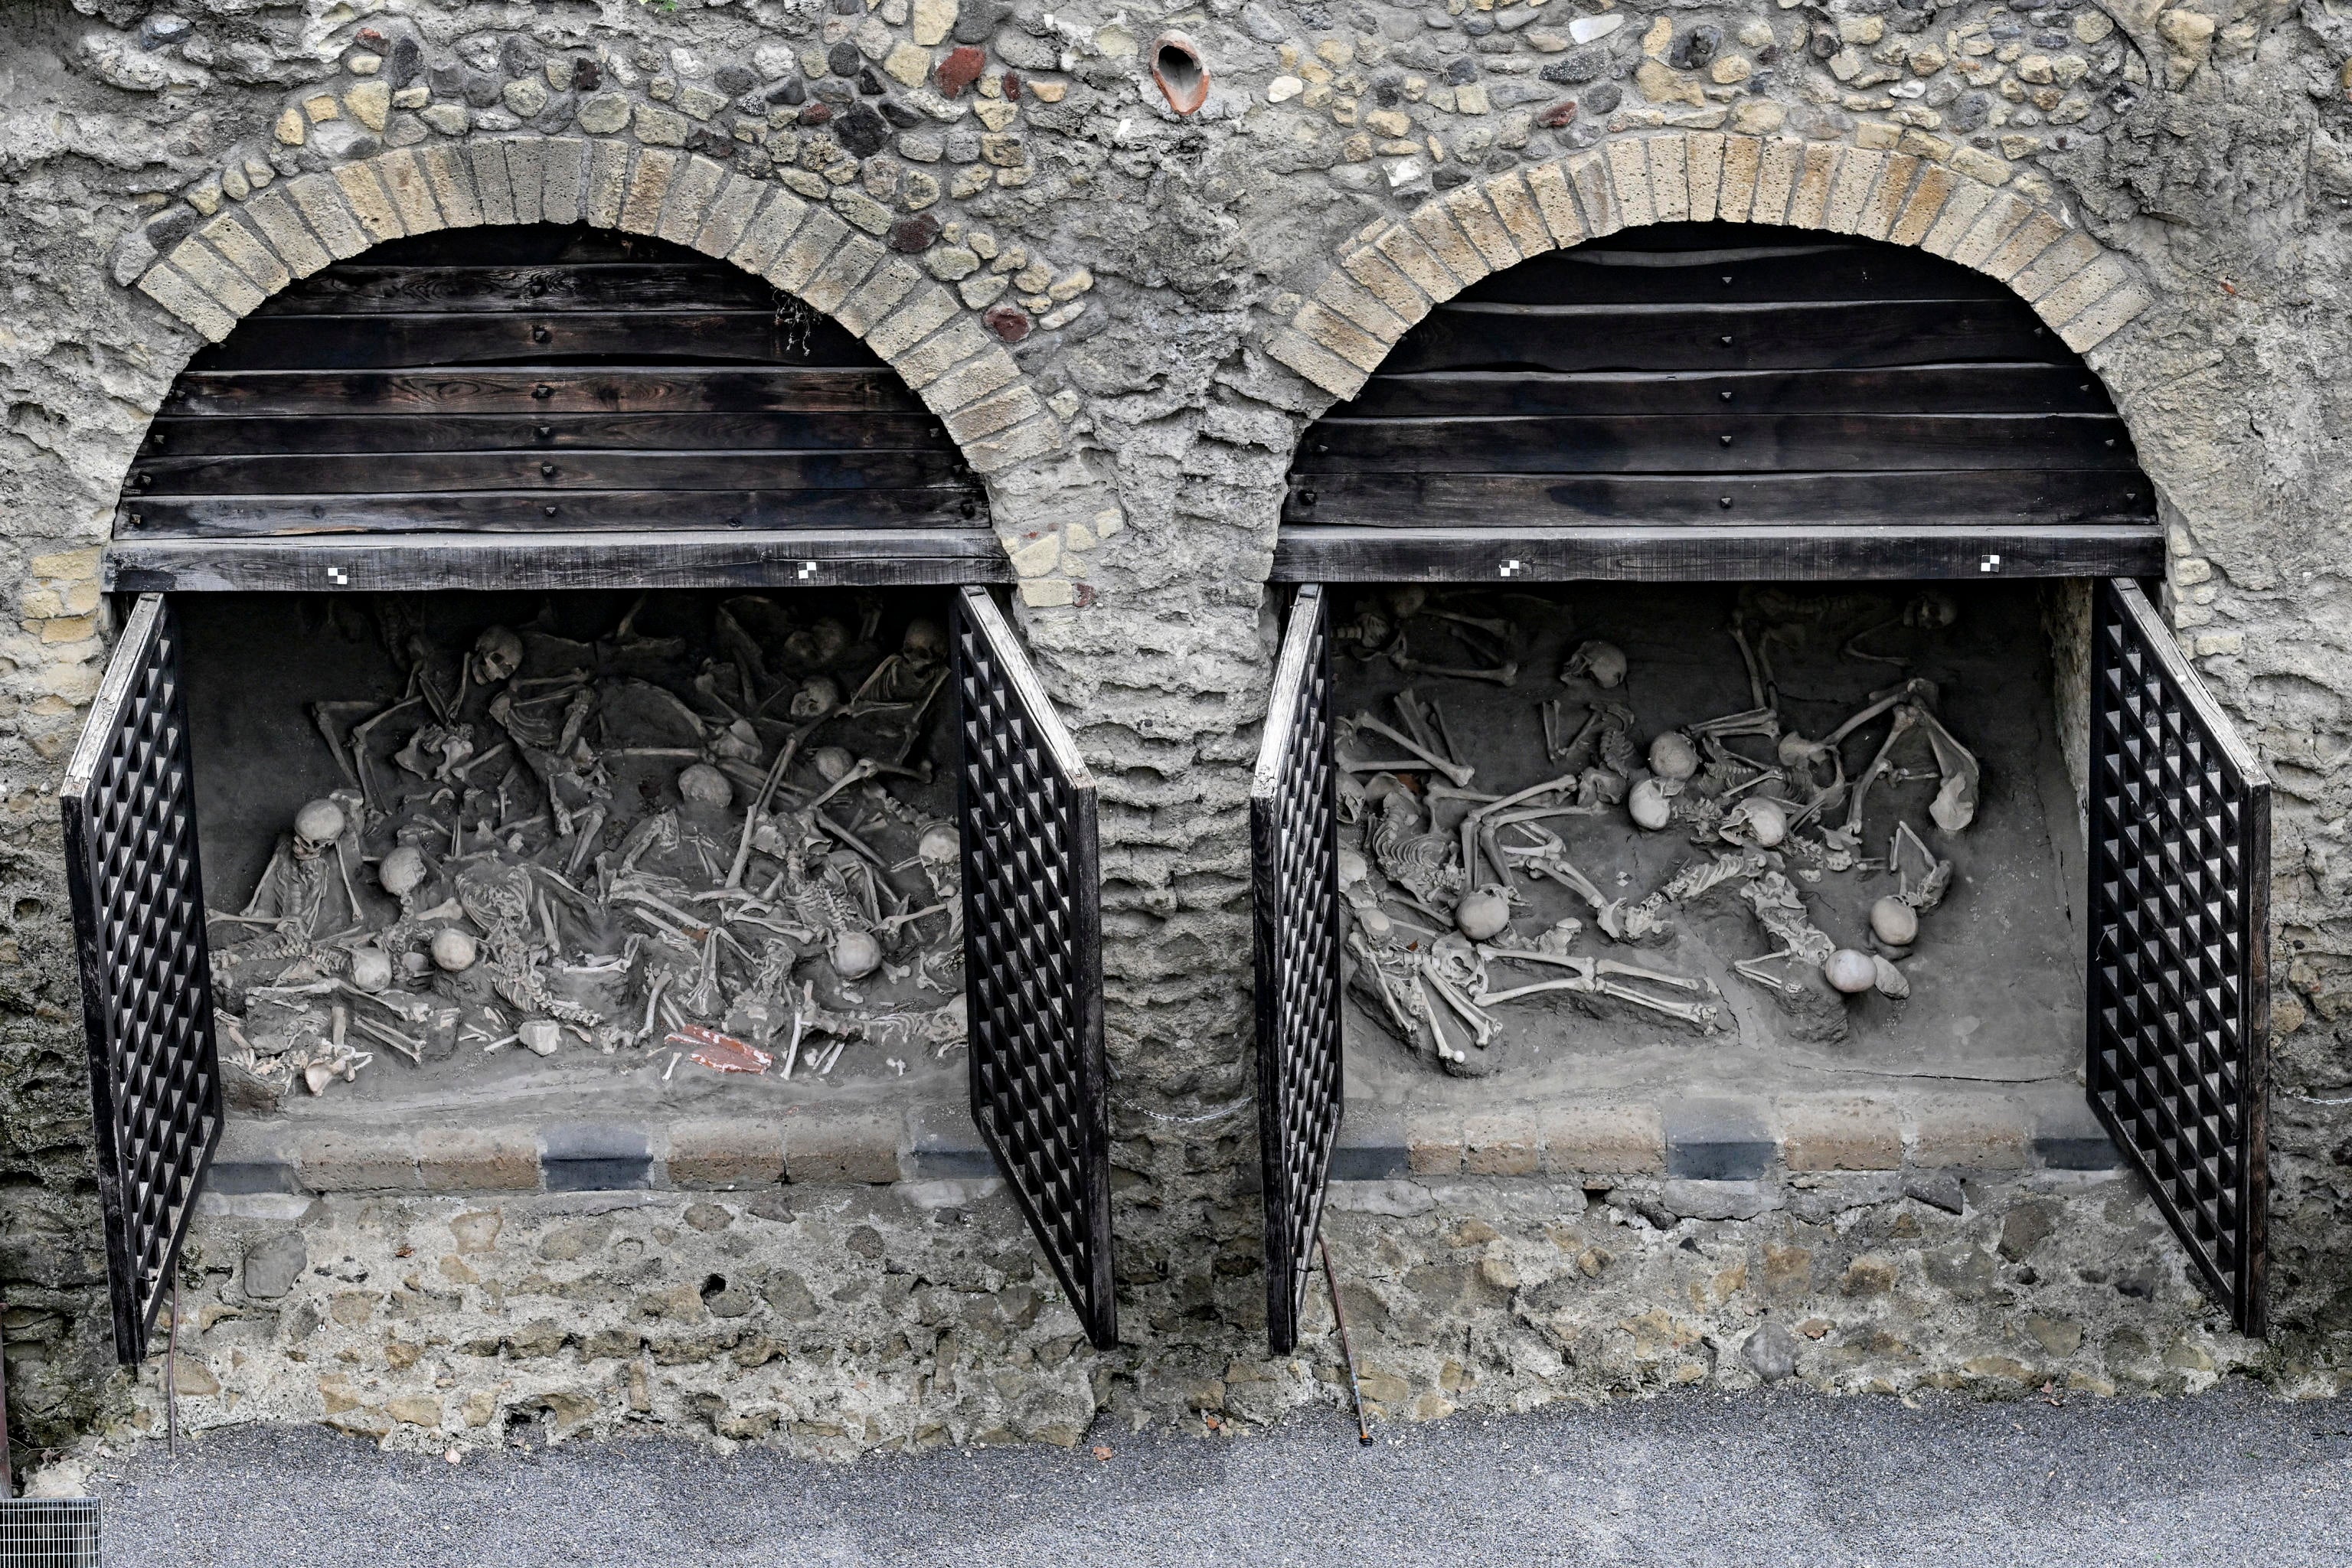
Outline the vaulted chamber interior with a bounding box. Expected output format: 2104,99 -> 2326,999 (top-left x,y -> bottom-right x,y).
185,587 -> 968,1121
1325,579 -> 2082,1096
68,220 -> 1116,1364
1253,223 -> 2272,1349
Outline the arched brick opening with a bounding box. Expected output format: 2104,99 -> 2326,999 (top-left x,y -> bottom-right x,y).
1263,130 -> 2151,413
122,138 -> 1099,591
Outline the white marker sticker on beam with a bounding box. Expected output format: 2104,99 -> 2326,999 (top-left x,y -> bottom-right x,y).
1979,554 -> 2003,573
327,567 -> 350,586
798,561 -> 819,579
1499,560 -> 1524,578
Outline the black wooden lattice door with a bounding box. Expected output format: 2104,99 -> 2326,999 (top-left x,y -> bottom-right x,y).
950,586 -> 1116,1348
2086,578 -> 2272,1335
60,594 -> 223,1365
1252,586 -> 1345,1354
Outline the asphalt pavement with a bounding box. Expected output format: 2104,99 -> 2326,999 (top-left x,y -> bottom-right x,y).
80,1380 -> 2352,1566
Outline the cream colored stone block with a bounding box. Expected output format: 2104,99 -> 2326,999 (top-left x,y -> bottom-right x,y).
655,154 -> 728,246
2012,230 -> 2105,302
1717,135 -> 1760,221
1786,142 -> 1840,227
1293,302 -> 1389,372
619,147 -> 681,235
691,174 -> 765,260
1648,136 -> 1690,222
1857,152 -> 1920,240
469,142 -> 518,227
768,207 -> 851,296
374,150 -> 443,234
1568,152 -> 1619,236
1314,272 -> 1411,345
1686,132 -> 1725,221
2035,252 -> 2132,329
1606,136 -> 1655,227
136,263 -> 235,341
543,139 -> 590,227
1951,192 -> 2031,269
420,144 -> 482,228
332,162 -> 407,243
1888,162 -> 1958,248
198,214 -> 291,294
1919,178 -> 1999,259
1267,327 -> 1369,400
1340,247 -> 1433,328
799,232 -> 887,315
1482,172 -> 1552,256
1440,187 -> 1522,271
1824,146 -> 1883,232
1406,203 -> 1494,287
240,190 -> 329,279
924,345 -> 1020,414
729,186 -> 811,275
166,237 -> 266,316
864,283 -> 960,361
1371,222 -> 1462,299
1751,136 -> 1803,222
583,138 -> 630,228
1982,211 -> 2066,282
1522,161 -> 1586,247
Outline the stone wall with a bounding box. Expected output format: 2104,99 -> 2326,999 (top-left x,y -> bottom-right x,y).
3,0 -> 2351,1464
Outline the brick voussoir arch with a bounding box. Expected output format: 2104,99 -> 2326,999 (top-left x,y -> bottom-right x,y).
126,135 -> 1076,576
1264,129 -> 2154,407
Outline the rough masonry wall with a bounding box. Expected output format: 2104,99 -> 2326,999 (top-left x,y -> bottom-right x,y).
2,0 -> 2350,1462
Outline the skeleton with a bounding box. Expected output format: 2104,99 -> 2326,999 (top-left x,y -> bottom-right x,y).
1498,822 -> 1671,943
1364,785 -> 1466,913
1477,949 -> 1722,1033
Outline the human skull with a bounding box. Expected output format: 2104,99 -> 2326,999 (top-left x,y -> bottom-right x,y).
430,928 -> 479,972
379,844 -> 427,900
901,619 -> 947,671
1870,896 -> 1919,947
348,947 -> 392,992
1822,948 -> 1878,995
471,625 -> 524,686
1383,585 -> 1429,620
677,763 -> 733,808
293,799 -> 347,857
789,675 -> 841,720
918,822 -> 959,868
1725,797 -> 1788,848
831,928 -> 881,982
1903,591 -> 1958,631
783,617 -> 849,668
812,746 -> 857,784
1628,777 -> 1673,831
1561,640 -> 1628,689
1453,884 -> 1512,942
1647,731 -> 1699,782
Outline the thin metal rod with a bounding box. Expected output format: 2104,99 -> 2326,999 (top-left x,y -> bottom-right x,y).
1319,1235 -> 1372,1446
166,1277 -> 179,1459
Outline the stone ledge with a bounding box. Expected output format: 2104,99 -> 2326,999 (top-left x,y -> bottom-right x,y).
1344,1086 -> 2121,1183
219,1101 -> 991,1194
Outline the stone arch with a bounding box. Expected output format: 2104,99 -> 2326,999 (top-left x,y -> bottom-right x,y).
1263,129 -> 2154,413
123,135 -> 1102,599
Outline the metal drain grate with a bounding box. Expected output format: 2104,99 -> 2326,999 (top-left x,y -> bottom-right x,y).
0,1498 -> 102,1567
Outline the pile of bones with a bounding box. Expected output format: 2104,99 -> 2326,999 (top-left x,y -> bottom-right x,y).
210,595 -> 968,1101
1334,587 -> 1980,1076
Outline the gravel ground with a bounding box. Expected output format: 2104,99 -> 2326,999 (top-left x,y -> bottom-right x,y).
80,1381 -> 2352,1567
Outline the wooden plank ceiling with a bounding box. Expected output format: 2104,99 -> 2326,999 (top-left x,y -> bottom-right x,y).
115,226 -> 1004,590
1277,223 -> 2163,582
